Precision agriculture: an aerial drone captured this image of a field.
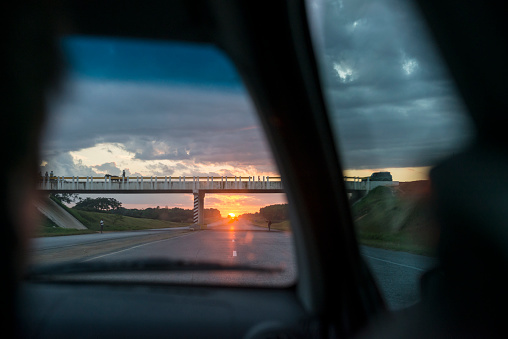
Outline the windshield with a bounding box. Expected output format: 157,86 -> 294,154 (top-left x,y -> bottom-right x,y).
307,0 -> 473,309
31,36 -> 295,287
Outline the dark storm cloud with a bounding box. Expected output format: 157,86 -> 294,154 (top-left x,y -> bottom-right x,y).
42,0 -> 473,175
312,0 -> 474,169
43,79 -> 275,173
41,36 -> 277,175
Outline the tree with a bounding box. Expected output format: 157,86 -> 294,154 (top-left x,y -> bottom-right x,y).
50,193 -> 80,204
259,204 -> 289,221
204,208 -> 222,220
73,197 -> 122,212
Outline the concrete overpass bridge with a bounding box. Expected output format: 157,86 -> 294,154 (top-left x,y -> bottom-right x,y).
37,175 -> 398,227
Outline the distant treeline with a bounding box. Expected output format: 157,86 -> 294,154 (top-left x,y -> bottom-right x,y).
110,206 -> 221,223
51,194 -> 286,224
56,195 -> 222,223
241,203 -> 289,222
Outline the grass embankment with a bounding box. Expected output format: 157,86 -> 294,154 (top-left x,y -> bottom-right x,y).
71,209 -> 191,231
352,186 -> 437,256
38,216 -> 96,237
36,198 -> 192,237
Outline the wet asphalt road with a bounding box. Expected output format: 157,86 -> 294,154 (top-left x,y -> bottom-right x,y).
361,246 -> 437,309
31,220 -> 436,308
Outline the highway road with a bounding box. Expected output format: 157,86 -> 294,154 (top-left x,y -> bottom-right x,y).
30,220 -> 436,309
361,246 -> 437,310
31,226 -> 192,252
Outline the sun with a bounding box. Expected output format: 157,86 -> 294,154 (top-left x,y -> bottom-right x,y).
228,213 -> 236,218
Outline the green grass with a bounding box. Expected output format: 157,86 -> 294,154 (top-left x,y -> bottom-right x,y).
352,186 -> 437,256
36,226 -> 97,237
36,199 -> 192,237
70,209 -> 192,232
36,215 -> 96,237
237,187 -> 436,255
356,231 -> 435,256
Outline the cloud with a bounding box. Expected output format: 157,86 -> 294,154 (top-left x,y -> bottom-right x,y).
42,1 -> 475,182
92,162 -> 121,175
40,152 -> 98,177
43,78 -> 276,175
311,0 -> 475,169
145,162 -> 176,176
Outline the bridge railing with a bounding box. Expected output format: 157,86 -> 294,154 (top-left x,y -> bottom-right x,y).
40,175 -> 282,182
343,176 -> 370,182
38,175 -> 284,191
37,174 -> 396,192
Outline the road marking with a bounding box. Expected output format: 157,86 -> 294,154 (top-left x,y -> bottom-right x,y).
233,251 -> 237,257
82,233 -> 194,262
363,255 -> 425,271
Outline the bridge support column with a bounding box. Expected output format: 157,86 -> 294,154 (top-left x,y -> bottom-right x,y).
193,190 -> 206,229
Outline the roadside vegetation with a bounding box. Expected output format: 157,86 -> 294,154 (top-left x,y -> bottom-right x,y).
351,185 -> 438,256
36,209 -> 191,237
240,203 -> 291,231
70,209 -> 192,232
35,195 -> 198,237
37,216 -> 96,237
238,182 -> 437,255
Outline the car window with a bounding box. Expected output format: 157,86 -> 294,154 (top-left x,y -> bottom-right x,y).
306,0 -> 474,309
32,36 -> 295,287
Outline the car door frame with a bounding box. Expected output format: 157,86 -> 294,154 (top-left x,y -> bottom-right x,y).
65,0 -> 386,335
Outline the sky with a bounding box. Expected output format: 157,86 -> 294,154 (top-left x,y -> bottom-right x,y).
308,0 -> 473,170
41,0 -> 473,215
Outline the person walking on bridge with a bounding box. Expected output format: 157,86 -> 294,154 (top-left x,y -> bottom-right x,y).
100,219 -> 104,234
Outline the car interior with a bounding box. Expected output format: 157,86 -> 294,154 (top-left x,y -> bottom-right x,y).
7,0 -> 508,338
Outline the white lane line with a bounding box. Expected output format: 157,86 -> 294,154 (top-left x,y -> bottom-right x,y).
233,251 -> 237,257
363,255 -> 425,271
82,233 -> 193,262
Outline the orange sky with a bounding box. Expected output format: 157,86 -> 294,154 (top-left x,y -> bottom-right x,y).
343,166 -> 430,182
204,193 -> 287,216
118,193 -> 287,217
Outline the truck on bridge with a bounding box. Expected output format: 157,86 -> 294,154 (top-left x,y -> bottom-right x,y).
362,171 -> 393,182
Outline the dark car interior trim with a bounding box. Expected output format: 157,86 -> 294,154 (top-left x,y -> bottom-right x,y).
20,1 -> 387,337
22,0 -> 507,337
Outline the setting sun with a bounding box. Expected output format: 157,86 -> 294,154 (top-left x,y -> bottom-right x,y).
228,213 -> 236,218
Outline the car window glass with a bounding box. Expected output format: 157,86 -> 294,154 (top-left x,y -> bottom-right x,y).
33,36 -> 295,287
306,0 -> 474,309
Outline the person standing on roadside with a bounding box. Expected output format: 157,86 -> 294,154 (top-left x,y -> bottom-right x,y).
100,219 -> 104,234
267,219 -> 272,231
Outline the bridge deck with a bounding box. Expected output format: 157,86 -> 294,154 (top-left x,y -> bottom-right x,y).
37,176 -> 397,193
